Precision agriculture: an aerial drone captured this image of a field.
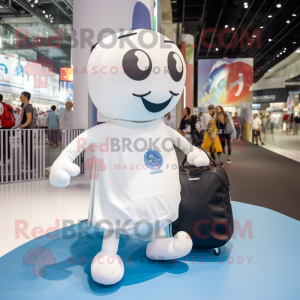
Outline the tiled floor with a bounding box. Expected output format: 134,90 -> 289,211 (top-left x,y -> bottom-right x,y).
0,174 -> 91,257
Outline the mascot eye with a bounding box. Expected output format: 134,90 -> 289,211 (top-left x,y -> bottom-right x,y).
168,51 -> 183,82
122,49 -> 152,81
35,67 -> 39,70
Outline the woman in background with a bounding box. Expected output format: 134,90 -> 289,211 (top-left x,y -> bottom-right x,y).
215,105 -> 232,164
201,120 -> 223,165
179,107 -> 191,133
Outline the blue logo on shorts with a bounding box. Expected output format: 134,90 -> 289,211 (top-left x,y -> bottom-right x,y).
144,149 -> 163,174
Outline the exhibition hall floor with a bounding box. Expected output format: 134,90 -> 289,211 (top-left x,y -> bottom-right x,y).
0,142 -> 300,299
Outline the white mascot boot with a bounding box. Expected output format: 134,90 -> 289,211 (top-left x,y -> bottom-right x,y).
146,229 -> 193,260
91,231 -> 124,285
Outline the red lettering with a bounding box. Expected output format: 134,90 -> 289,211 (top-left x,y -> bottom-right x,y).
193,219 -> 210,239
31,227 -> 44,239
99,137 -> 109,152
47,28 -> 62,49
218,28 -> 238,49
32,36 -> 45,49
15,219 -> 30,239
200,28 -> 217,49
240,28 -> 261,49
232,219 -> 253,239
88,143 -> 98,152
77,138 -> 87,152
15,28 -> 30,49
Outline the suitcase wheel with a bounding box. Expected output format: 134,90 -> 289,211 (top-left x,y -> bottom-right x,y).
214,248 -> 220,256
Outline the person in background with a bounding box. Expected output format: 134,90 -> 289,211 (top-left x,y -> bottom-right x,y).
199,104 -> 215,143
179,107 -> 191,133
266,115 -> 271,132
251,113 -> 265,146
261,115 -> 267,134
59,101 -> 73,130
232,112 -> 242,140
287,114 -> 294,135
20,91 -> 34,171
182,115 -> 202,146
294,114 -> 300,135
215,105 -> 232,164
47,105 -> 60,147
14,107 -> 21,127
163,112 -> 175,129
37,111 -> 48,129
201,120 -> 223,165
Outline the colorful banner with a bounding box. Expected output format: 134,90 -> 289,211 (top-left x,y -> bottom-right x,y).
198,58 -> 253,107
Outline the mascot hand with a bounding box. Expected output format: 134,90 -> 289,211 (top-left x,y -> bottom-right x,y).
50,160 -> 80,187
187,149 -> 209,167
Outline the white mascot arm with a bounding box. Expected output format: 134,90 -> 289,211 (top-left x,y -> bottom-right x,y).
165,126 -> 209,166
50,126 -> 99,187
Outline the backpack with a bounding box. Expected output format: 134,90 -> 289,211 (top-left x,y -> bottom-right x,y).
31,106 -> 38,128
172,149 -> 234,255
0,103 -> 15,128
191,129 -> 203,147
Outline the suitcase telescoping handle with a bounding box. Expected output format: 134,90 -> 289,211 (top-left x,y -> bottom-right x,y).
182,148 -> 217,167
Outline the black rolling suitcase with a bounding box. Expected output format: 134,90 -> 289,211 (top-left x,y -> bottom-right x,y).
172,149 -> 234,256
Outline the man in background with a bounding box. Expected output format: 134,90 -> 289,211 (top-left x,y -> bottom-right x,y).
251,113 -> 265,146
59,101 -> 73,130
20,91 -> 34,171
199,104 -> 215,143
232,112 -> 242,140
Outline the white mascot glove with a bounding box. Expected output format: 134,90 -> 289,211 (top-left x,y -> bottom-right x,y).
50,159 -> 80,187
187,149 -> 210,167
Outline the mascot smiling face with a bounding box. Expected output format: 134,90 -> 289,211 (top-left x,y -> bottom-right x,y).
87,29 -> 186,121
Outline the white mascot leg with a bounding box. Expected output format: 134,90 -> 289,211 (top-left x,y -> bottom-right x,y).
91,230 -> 124,285
146,228 -> 193,260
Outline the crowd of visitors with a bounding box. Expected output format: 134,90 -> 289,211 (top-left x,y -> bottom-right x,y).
0,92 -> 73,168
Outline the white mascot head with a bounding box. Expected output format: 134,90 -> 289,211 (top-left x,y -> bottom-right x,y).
87,29 -> 186,121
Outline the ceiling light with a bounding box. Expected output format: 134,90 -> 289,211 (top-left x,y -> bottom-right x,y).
45,15 -> 48,18
286,20 -> 290,23
284,48 -> 287,50
283,51 -> 286,53
31,4 -> 34,7
225,25 -> 228,28
260,26 -> 263,28
293,42 -> 296,44
268,39 -> 272,41
292,14 -> 296,17
50,20 -> 53,23
268,15 -> 272,18
277,55 -> 279,57
276,4 -> 281,8
244,2 -> 248,4
34,0 -> 38,3
232,28 -> 235,30
280,52 -> 282,54
296,50 -> 300,53
253,35 -> 256,37
43,10 -> 45,13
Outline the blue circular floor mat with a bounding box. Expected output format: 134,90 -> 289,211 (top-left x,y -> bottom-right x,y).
0,201 -> 300,300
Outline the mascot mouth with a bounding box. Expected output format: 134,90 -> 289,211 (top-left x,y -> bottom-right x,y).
133,91 -> 179,113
